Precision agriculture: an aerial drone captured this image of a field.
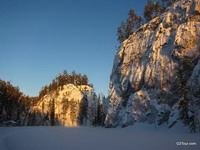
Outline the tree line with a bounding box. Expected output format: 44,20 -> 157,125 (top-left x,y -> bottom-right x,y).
117,0 -> 177,43
0,80 -> 39,126
39,70 -> 91,98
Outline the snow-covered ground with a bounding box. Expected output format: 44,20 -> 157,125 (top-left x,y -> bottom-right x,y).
0,124 -> 199,150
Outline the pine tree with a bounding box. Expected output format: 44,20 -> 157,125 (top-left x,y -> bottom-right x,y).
50,99 -> 55,126
63,70 -> 68,77
82,74 -> 88,85
178,60 -> 199,132
97,98 -> 104,126
117,9 -> 143,43
126,9 -> 142,37
117,21 -> 127,43
144,0 -> 166,22
78,95 -> 88,125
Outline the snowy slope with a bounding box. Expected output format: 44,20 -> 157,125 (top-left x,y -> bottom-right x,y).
0,124 -> 199,150
105,0 -> 200,128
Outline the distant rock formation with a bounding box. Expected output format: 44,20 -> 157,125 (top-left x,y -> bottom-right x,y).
31,84 -> 99,126
0,79 -> 107,127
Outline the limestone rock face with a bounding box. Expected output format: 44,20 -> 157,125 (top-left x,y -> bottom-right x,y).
105,0 -> 200,128
32,84 -> 97,126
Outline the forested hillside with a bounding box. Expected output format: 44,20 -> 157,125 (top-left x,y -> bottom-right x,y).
0,70 -> 106,127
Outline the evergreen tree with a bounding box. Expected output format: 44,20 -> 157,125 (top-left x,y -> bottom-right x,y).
126,9 -> 142,37
97,98 -> 104,126
117,9 -> 143,43
78,95 -> 88,125
82,74 -> 88,85
63,69 -> 68,77
117,21 -> 127,43
50,99 -> 55,126
178,60 -> 199,132
144,0 -> 165,22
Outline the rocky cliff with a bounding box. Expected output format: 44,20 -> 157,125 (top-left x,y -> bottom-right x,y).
105,0 -> 200,128
30,84 -> 98,126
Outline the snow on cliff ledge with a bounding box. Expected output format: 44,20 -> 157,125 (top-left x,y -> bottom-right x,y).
105,0 -> 200,128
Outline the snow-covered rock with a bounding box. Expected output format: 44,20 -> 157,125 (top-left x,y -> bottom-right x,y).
31,84 -> 97,126
105,0 -> 200,128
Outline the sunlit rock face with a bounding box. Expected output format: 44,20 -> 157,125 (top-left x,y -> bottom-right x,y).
105,0 -> 200,128
32,84 -> 96,126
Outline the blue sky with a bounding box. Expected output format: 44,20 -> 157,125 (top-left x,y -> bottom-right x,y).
0,0 -> 146,97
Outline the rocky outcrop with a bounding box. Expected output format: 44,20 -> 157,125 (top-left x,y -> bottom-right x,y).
31,84 -> 98,126
105,0 -> 200,128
